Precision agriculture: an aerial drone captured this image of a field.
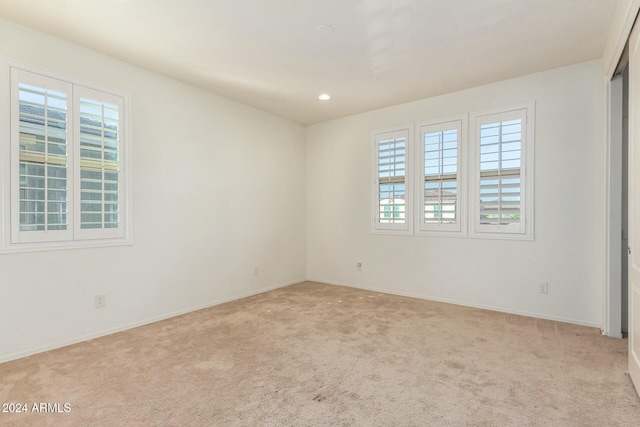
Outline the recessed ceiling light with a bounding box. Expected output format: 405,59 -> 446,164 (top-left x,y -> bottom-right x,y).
318,94 -> 331,101
316,24 -> 334,35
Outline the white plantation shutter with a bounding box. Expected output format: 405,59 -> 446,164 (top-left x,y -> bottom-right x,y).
417,117 -> 465,235
378,136 -> 406,224
75,87 -> 125,239
373,127 -> 412,234
424,128 -> 458,224
11,69 -> 73,243
471,105 -> 533,239
7,65 -> 129,250
479,118 -> 522,226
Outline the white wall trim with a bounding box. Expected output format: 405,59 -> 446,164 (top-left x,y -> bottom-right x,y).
371,124 -> 414,236
601,0 -> 638,337
0,278 -> 305,364
604,0 -> 640,79
310,278 -> 601,329
414,114 -> 468,237
603,76 -> 624,338
468,102 -> 535,241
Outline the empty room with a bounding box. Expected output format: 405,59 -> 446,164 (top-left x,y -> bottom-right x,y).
1,0 -> 640,425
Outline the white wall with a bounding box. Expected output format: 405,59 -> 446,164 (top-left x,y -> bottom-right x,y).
0,19 -> 307,362
307,60 -> 604,327
0,18 -> 609,362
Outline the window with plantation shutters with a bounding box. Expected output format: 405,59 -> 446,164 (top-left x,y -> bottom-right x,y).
373,127 -> 412,234
416,117 -> 466,236
75,88 -> 124,239
470,104 -> 534,239
4,65 -> 130,252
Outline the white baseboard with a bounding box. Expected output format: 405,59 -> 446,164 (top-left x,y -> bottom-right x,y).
2,277 -> 603,364
0,278 -> 305,364
309,278 -> 602,329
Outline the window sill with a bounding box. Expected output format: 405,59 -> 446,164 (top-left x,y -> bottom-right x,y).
0,237 -> 132,254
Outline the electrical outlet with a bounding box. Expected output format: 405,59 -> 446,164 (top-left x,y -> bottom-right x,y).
538,282 -> 549,294
95,294 -> 106,308
356,262 -> 362,271
254,267 -> 259,276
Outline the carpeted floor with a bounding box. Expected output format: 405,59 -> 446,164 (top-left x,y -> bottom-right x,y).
1,281 -> 639,426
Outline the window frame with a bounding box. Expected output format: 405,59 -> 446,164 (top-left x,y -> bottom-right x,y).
469,103 -> 534,240
372,125 -> 413,235
0,59 -> 132,253
414,115 -> 467,237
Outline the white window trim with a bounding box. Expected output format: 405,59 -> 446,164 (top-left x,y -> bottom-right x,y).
414,115 -> 467,237
468,102 -> 534,241
0,58 -> 133,254
372,125 -> 413,235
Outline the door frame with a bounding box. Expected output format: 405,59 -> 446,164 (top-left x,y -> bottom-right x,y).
603,1 -> 640,338
604,75 -> 624,339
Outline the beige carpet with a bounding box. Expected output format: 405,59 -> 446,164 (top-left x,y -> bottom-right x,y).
0,281 -> 639,426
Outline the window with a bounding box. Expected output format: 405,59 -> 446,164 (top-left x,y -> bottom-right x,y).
416,116 -> 466,236
2,65 -> 131,252
372,126 -> 412,235
469,104 -> 534,239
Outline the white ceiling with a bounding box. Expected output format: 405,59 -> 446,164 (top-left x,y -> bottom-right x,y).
0,0 -> 618,124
